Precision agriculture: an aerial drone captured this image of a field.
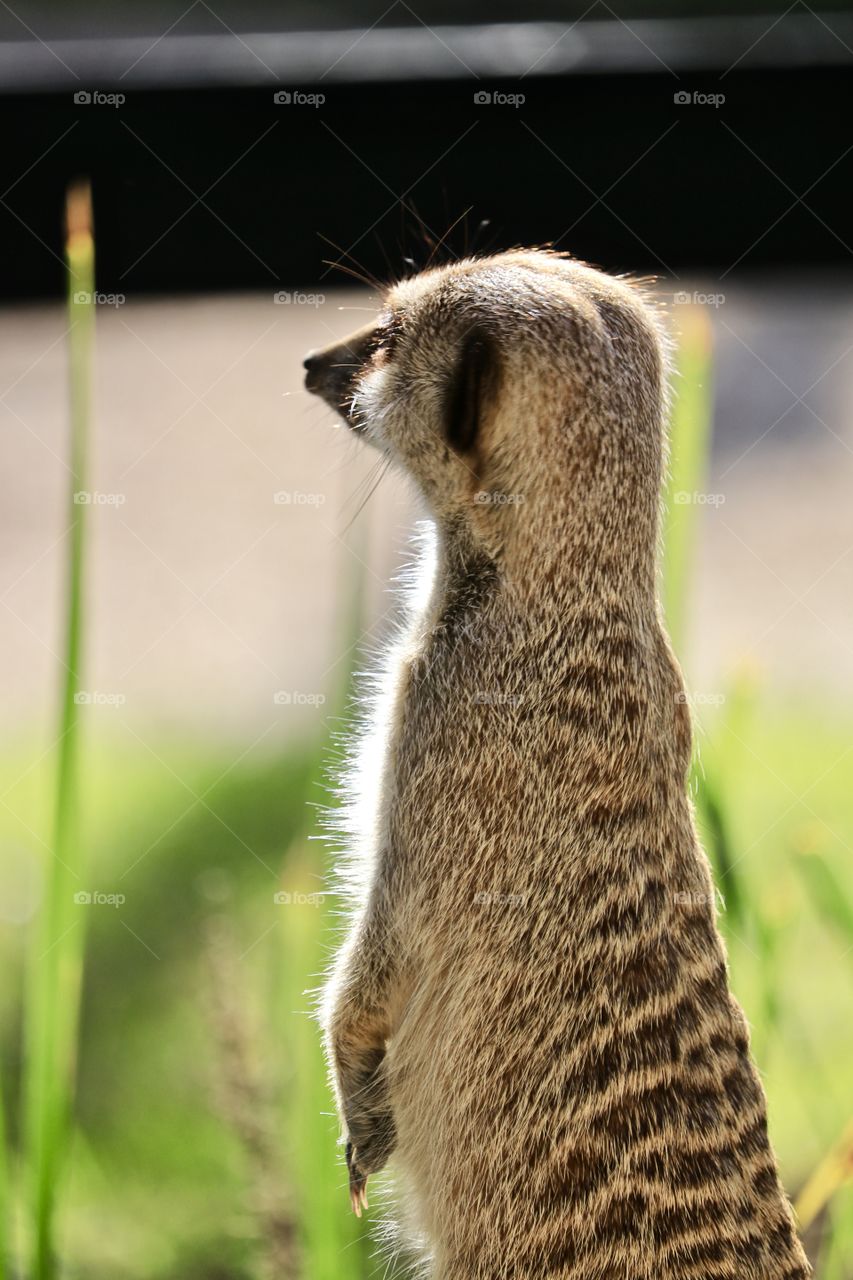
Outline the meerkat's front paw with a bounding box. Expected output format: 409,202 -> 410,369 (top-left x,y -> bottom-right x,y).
343,1109 -> 396,1216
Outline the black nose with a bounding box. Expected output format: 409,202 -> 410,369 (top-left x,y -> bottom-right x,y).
303,350 -> 318,371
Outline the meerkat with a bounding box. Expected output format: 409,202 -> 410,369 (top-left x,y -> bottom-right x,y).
304,250 -> 811,1280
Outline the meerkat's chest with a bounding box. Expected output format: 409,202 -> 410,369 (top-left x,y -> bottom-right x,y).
384,636 -> 575,865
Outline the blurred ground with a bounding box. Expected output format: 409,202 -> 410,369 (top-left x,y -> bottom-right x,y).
2,275 -> 853,745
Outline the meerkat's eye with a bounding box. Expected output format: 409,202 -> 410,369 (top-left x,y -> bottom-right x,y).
372,314 -> 403,364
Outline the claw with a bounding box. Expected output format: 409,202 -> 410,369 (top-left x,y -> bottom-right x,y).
350,1174 -> 368,1216
345,1138 -> 370,1216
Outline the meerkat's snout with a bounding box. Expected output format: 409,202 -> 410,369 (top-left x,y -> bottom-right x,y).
303,321 -> 381,427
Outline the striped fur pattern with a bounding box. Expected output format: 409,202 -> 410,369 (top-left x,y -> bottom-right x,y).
307,251 -> 811,1279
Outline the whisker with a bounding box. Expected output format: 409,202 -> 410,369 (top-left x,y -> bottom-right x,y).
342,455 -> 387,512
351,459 -> 391,532
320,257 -> 380,290
406,197 -> 434,254
426,206 -> 472,269
374,228 -> 397,287
318,233 -> 384,290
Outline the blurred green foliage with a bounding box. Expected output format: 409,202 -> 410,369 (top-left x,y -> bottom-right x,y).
1,699 -> 852,1276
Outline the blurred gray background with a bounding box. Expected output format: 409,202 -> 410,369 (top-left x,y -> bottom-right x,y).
3,273 -> 852,745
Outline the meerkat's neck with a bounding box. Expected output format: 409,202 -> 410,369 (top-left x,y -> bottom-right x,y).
496,488 -> 660,628
466,407 -> 664,620
424,505 -> 660,658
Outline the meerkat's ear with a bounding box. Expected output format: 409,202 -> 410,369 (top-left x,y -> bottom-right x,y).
444,329 -> 500,454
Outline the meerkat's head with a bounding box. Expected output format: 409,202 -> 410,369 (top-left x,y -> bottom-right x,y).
304,250 -> 669,575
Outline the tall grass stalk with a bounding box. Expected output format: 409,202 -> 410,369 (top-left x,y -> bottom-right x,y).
795,1120 -> 853,1234
661,305 -> 713,656
662,309 -> 853,1265
286,528 -> 374,1278
0,1083 -> 7,1279
660,310 -> 749,940
24,181 -> 95,1280
278,892 -> 363,1280
273,519 -> 376,1277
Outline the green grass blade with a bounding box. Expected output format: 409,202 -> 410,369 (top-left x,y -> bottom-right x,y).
277,890 -> 367,1280
24,181 -> 95,1280
694,668 -> 760,944
793,851 -> 853,952
0,1079 -> 7,1280
275,533 -> 374,1277
819,1183 -> 853,1280
661,305 -> 714,656
695,768 -> 747,937
795,1119 -> 853,1234
658,314 -> 771,1011
661,307 -> 737,919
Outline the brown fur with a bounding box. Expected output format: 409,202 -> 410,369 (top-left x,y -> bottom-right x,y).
305,251 -> 811,1279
